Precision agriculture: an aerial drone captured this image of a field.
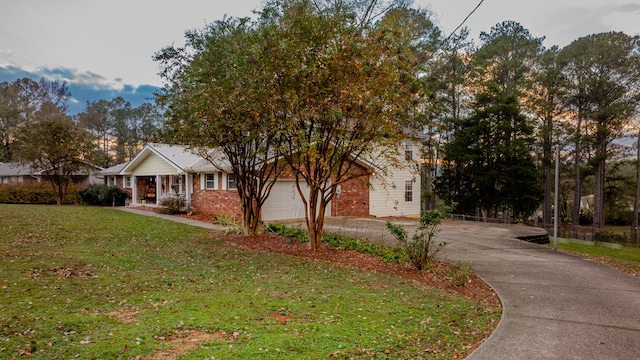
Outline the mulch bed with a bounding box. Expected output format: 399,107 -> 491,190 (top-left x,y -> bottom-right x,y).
213,231 -> 501,308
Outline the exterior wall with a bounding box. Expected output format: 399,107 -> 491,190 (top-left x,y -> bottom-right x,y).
369,171 -> 420,217
0,175 -> 37,184
191,174 -> 241,220
368,145 -> 421,217
332,166 -> 370,217
131,154 -> 179,176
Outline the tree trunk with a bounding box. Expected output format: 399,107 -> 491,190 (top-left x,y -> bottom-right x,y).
542,113 -> 553,228
632,130 -> 640,243
571,117 -> 582,238
593,133 -> 607,232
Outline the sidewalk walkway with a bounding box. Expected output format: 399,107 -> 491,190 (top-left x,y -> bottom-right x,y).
115,210 -> 640,359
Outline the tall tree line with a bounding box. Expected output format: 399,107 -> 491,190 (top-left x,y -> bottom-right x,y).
434,24 -> 640,235
76,97 -> 163,167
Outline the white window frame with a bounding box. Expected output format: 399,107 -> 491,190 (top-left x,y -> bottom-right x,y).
108,176 -> 116,186
201,173 -> 218,190
124,176 -> 132,188
404,180 -> 413,202
404,141 -> 413,162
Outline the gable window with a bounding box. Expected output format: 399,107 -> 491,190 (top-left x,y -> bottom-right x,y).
227,173 -> 237,190
108,176 -> 116,186
404,180 -> 413,202
205,173 -> 217,190
404,142 -> 413,161
124,176 -> 132,188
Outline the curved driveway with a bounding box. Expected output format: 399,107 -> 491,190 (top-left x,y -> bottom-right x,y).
121,209 -> 640,359
300,217 -> 640,359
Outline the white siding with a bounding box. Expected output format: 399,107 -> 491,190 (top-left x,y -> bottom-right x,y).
131,154 -> 179,176
369,162 -> 421,217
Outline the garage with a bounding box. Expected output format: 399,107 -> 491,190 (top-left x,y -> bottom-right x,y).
262,180 -> 330,221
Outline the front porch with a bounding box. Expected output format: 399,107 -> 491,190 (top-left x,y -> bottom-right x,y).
132,174 -> 192,206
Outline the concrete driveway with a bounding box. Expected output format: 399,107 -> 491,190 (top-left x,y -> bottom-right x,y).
282,217 -> 640,359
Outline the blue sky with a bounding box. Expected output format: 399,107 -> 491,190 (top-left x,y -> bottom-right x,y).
1,0 -> 638,114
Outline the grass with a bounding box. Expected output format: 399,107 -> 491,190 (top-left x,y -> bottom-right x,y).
555,239 -> 640,276
0,205 -> 500,359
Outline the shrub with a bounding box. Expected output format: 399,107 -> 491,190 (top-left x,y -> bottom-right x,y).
0,183 -> 81,204
265,223 -> 308,241
78,184 -> 128,206
158,194 -> 191,214
447,261 -> 474,286
386,210 -> 448,271
213,214 -> 243,234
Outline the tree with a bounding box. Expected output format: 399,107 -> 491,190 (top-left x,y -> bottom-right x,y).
530,46 -> 567,228
155,16 -> 285,237
473,21 -> 544,99
0,78 -> 70,163
437,85 -> 542,220
17,102 -> 97,205
561,32 -> 640,232
265,1 -> 438,249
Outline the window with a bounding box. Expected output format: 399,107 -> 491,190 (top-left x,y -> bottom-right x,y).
205,173 -> 217,190
404,180 -> 413,202
404,142 -> 413,161
124,176 -> 132,188
227,173 -> 237,190
108,176 -> 116,186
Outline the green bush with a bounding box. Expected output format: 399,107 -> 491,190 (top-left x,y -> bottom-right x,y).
78,184 -> 129,206
158,194 -> 190,214
0,183 -> 81,204
265,223 -> 406,263
386,210 -> 448,271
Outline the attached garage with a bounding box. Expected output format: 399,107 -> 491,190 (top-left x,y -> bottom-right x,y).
262,180 -> 330,221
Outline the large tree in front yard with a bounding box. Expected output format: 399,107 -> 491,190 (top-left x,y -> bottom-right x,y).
155,16 -> 285,236
17,102 -> 98,205
263,1 -> 440,249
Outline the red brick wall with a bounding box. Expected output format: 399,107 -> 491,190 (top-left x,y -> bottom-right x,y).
191,174 -> 242,221
332,168 -> 370,217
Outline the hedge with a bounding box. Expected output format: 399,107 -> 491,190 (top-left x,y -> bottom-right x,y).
0,183 -> 82,204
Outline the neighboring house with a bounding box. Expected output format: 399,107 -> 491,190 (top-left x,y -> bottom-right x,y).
102,143 -> 421,221
0,162 -> 102,186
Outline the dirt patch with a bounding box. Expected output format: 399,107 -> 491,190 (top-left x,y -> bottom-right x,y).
106,308 -> 142,323
139,330 -> 233,360
25,265 -> 96,280
268,312 -> 303,325
214,231 -> 500,308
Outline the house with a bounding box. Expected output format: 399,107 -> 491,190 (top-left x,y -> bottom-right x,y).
101,143 -> 420,221
0,162 -> 102,186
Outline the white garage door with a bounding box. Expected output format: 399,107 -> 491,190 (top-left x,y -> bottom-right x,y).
262,181 -> 330,221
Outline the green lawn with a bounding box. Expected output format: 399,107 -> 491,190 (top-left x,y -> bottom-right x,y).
0,205 -> 499,359
554,239 -> 640,276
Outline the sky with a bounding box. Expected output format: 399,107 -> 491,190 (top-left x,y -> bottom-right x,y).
1,0 -> 639,114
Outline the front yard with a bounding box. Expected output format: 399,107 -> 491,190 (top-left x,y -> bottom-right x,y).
0,205 -> 500,359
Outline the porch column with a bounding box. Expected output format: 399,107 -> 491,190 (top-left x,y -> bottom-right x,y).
131,175 -> 137,205
185,173 -> 192,205
156,175 -> 162,205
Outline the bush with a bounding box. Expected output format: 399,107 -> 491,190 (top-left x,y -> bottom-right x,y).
0,183 -> 81,204
158,194 -> 191,214
78,184 -> 129,206
386,210 -> 448,271
265,223 -> 406,263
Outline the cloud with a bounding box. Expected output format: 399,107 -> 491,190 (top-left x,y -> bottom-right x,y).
0,64 -> 159,115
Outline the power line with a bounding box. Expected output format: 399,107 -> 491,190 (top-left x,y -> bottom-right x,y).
442,0 -> 485,44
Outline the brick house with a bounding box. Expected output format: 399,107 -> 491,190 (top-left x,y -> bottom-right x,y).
99,143 -> 420,220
